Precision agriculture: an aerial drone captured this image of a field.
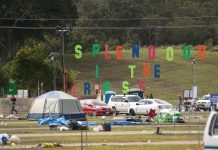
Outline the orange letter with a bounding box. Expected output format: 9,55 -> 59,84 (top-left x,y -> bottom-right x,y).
143,63 -> 150,78
116,46 -> 123,60
198,45 -> 206,60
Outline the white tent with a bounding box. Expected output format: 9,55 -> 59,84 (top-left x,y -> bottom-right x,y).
27,91 -> 86,120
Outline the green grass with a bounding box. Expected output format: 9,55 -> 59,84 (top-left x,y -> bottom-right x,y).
64,49 -> 218,104
11,145 -> 201,150
21,134 -> 203,144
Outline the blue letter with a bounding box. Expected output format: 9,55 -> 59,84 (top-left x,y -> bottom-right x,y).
154,64 -> 160,79
132,43 -> 139,58
84,82 -> 91,95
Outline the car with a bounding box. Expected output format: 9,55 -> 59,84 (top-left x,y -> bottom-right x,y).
128,99 -> 173,116
80,99 -> 113,116
196,94 -> 211,111
108,94 -> 142,115
203,104 -> 218,149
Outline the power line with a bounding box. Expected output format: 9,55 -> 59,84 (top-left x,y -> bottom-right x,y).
1,25 -> 218,30
1,16 -> 218,21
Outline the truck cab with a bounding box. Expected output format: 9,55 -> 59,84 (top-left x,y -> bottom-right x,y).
203,104 -> 218,149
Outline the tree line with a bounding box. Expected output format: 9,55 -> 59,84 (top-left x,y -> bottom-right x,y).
0,0 -> 218,95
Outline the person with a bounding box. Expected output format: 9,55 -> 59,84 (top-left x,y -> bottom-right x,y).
184,98 -> 189,112
177,96 -> 183,112
10,95 -> 18,114
149,94 -> 153,99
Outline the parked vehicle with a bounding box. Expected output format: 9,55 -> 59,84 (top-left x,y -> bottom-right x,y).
203,104 -> 218,149
196,94 -> 211,111
80,99 -> 113,116
128,99 -> 173,116
108,94 -> 142,115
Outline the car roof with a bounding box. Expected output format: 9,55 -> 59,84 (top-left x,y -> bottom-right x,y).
80,99 -> 102,103
141,99 -> 171,104
113,94 -> 140,97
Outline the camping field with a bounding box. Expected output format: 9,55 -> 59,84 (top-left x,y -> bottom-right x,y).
0,101 -> 209,150
0,48 -> 217,149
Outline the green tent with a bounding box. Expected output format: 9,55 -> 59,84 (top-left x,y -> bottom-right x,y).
156,109 -> 184,123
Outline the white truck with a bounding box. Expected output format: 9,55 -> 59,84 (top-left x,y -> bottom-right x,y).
196,94 -> 211,111
203,104 -> 218,149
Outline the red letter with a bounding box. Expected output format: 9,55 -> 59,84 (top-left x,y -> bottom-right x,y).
148,45 -> 156,61
138,80 -> 145,91
104,45 -> 111,60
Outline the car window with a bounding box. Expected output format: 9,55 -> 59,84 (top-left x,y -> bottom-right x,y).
201,95 -> 210,100
138,101 -> 146,105
116,97 -> 125,102
154,99 -> 170,105
92,101 -> 106,106
146,101 -> 153,104
111,97 -> 116,102
127,96 -> 141,102
213,114 -> 218,135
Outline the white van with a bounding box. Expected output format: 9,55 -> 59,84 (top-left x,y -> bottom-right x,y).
203,105 -> 218,149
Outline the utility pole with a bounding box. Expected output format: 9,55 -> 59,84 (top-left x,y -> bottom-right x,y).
56,26 -> 72,92
56,27 -> 66,92
192,56 -> 197,99
192,57 -> 196,86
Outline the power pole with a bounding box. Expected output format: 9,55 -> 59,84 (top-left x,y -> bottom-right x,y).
56,26 -> 72,92
56,27 -> 66,92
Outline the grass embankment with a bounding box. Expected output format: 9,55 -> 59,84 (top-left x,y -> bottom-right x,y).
64,48 -> 218,105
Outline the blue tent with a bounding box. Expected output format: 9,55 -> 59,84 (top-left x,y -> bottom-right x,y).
27,91 -> 86,121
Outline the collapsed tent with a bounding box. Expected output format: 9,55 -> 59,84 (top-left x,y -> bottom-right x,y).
156,109 -> 185,123
27,91 -> 86,120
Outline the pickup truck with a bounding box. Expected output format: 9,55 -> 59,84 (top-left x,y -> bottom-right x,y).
203,104 -> 218,149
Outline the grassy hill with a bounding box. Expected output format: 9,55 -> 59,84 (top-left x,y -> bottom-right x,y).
64,47 -> 218,105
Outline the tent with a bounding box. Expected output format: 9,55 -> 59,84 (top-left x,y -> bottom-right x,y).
156,109 -> 185,123
27,91 -> 86,121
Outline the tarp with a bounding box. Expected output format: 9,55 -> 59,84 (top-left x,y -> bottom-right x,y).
37,116 -> 70,125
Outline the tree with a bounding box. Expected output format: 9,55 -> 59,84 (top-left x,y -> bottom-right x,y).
0,0 -> 78,59
2,39 -> 62,96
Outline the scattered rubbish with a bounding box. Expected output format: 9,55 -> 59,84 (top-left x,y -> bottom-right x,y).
113,116 -> 126,120
0,133 -> 21,146
35,143 -> 62,148
0,114 -> 4,118
59,126 -> 70,131
49,124 -> 58,130
5,114 -> 18,119
93,125 -> 104,132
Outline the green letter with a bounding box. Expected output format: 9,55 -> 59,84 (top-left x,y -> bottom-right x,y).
96,64 -> 99,79
92,44 -> 100,58
166,47 -> 174,61
75,44 -> 82,59
128,65 -> 136,79
103,81 -> 110,93
183,44 -> 191,60
122,81 -> 129,94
